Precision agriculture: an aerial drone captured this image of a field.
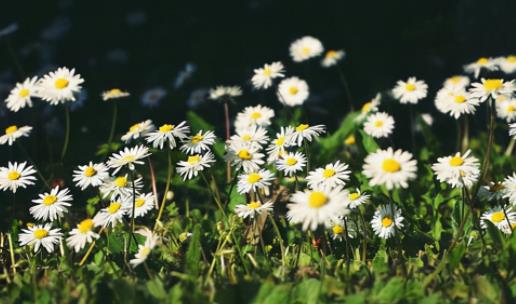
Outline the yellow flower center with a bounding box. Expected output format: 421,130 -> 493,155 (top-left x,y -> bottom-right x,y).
108,88 -> 122,95
348,192 -> 361,201
483,79 -> 503,91
5,125 -> 17,135
275,136 -> 286,146
288,86 -> 299,95
302,47 -> 311,55
129,123 -> 141,133
247,173 -> 262,184
191,134 -> 204,144
114,176 -> 127,188
382,158 -> 401,173
308,191 -> 328,208
286,157 -> 298,166
344,135 -> 356,145
449,76 -> 462,84
477,57 -> 489,65
325,50 -> 337,59
497,95 -> 507,103
159,124 -> 174,132
107,202 -> 122,214
141,247 -> 151,256
449,156 -> 464,167
382,216 -> 393,228
34,229 -> 48,240
18,88 -> 30,97
78,219 -> 94,233
122,155 -> 136,162
42,195 -> 57,206
374,120 -> 384,128
7,171 -> 21,181
247,201 -> 262,209
332,225 -> 344,235
187,155 -> 201,165
323,168 -> 336,178
490,211 -> 505,223
507,105 -> 516,113
83,166 -> 97,177
507,56 -> 516,63
54,78 -> 69,89
135,197 -> 146,208
454,95 -> 466,103
295,124 -> 309,132
250,112 -> 262,120
241,134 -> 252,141
361,102 -> 372,113
238,149 -> 252,160
262,66 -> 272,77
405,83 -> 416,91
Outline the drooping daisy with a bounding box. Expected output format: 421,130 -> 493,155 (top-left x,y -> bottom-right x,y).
234,200 -> 274,219
291,123 -> 326,146
463,57 -> 498,78
468,78 -> 515,102
38,67 -> 84,105
362,148 -> 417,190
251,61 -> 285,89
0,125 -> 32,146
287,186 -> 349,231
122,192 -> 156,218
277,152 -> 307,176
431,150 -> 480,188
363,112 -> 395,138
66,218 -> 99,252
226,142 -> 265,173
73,162 -> 110,190
5,77 -> 39,112
343,188 -> 370,209
107,145 -> 150,174
176,152 -> 216,180
434,87 -> 480,119
99,175 -> 143,200
130,228 -> 160,268
230,125 -> 269,147
29,186 -> 72,222
329,217 -> 356,240
356,93 -> 381,121
19,223 -> 63,253
392,77 -> 428,104
121,119 -> 155,143
234,105 -> 275,129
443,75 -> 470,89
145,121 -> 190,150
496,98 -> 516,122
478,181 -> 506,202
277,77 -> 309,107
502,173 -> 516,205
0,161 -> 37,193
102,88 -> 130,101
93,200 -> 127,228
306,161 -> 350,189
481,207 -> 516,234
289,36 -> 324,62
209,85 -> 242,100
179,130 -> 216,155
321,49 -> 345,67
371,204 -> 404,239
237,169 -> 275,194
497,55 -> 516,74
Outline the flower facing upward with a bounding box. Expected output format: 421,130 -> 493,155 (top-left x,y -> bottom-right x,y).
102,88 -> 130,101
19,223 -> 63,253
107,145 -> 150,174
5,77 -> 39,112
321,49 -> 345,67
266,126 -> 295,163
306,161 -> 351,189
497,55 -> 516,74
468,78 -> 515,102
180,130 -> 216,155
226,142 -> 265,173
329,217 -> 357,240
291,123 -> 326,147
443,75 -> 470,89
38,67 -> 84,105
362,148 -> 417,190
463,57 -> 498,78
363,112 -> 395,138
121,120 -> 155,143
356,93 -> 381,121
481,207 -> 516,234
237,169 -> 275,194
392,77 -> 428,104
93,200 -> 127,228
234,105 -> 275,129
431,150 -> 480,188
434,87 -> 480,119
496,98 -> 516,122
277,152 -> 307,176
209,86 -> 242,100
122,192 -> 156,217
0,125 -> 32,146
235,200 -> 274,219
30,186 -> 73,222
73,162 -> 109,190
289,36 -> 324,62
0,161 -> 37,193
231,126 -> 269,147
371,205 -> 404,239
251,62 -> 285,89
277,77 -> 309,107
146,121 -> 190,150
343,188 -> 370,209
66,218 -> 99,252
99,175 -> 143,200
176,152 -> 216,180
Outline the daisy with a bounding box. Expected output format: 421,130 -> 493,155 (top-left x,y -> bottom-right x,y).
5,76 -> 39,112
277,152 -> 307,176
99,175 -> 143,200
177,152 -> 216,180
226,142 -> 265,173
496,98 -> 516,122
29,186 -> 72,222
468,78 -> 515,102
497,55 -> 516,74
443,75 -> 470,89
463,57 -> 498,78
277,77 -> 309,107
231,126 -> 269,147
0,161 -> 37,193
130,228 -> 160,268
431,150 -> 480,188
321,49 -> 345,67
481,207 -> 516,234
329,217 -> 356,240
343,188 -> 370,209
363,112 -> 395,138
356,93 -> 381,121
434,87 -> 480,119
251,61 -> 285,89
421,113 -> 434,126
66,218 -> 99,252
371,204 -> 404,239
234,105 -> 275,129
234,200 -> 274,219
306,161 -> 350,189
38,67 -> 84,105
266,126 -> 295,163
392,77 -> 428,104
362,148 -> 417,190
93,200 -> 127,228
289,36 -> 324,62
73,162 -> 110,190
287,186 -> 349,231
0,125 -> 32,146
209,86 -> 242,100
502,173 -> 516,205
291,123 -> 326,146
145,121 -> 190,150
122,192 -> 155,218
107,145 -> 150,174
102,88 -> 130,101
179,130 -> 216,155
121,119 -> 155,143
237,169 -> 275,194
141,87 -> 167,108
18,223 -> 63,253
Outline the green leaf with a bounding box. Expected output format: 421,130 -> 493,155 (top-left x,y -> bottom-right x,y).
291,279 -> 321,304
187,111 -> 214,132
374,277 -> 405,303
319,111 -> 358,151
185,224 -> 202,277
359,129 -> 379,153
146,278 -> 167,300
485,220 -> 504,248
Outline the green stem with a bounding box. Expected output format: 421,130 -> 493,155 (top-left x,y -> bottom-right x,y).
504,137 -> 515,157
154,150 -> 173,230
107,101 -> 118,146
336,66 -> 354,111
461,116 -> 469,153
60,105 -> 71,161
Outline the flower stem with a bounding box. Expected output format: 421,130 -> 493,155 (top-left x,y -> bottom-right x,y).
154,150 -> 173,230
481,97 -> 496,182
461,116 -> 469,153
60,105 -> 71,161
504,137 -> 515,156
336,66 -> 354,111
107,101 -> 118,146
223,100 -> 232,184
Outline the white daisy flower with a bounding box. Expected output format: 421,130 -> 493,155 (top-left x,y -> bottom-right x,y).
99,175 -> 143,200
121,119 -> 155,143
130,227 -> 160,268
287,186 -> 349,231
481,207 -> 516,234
277,151 -> 307,176
226,142 -> 265,173
392,77 -> 428,104
107,145 -> 150,174
145,121 -> 190,150
234,105 -> 275,129
468,78 -> 515,102
38,67 -> 84,105
19,223 -> 63,253
237,169 -> 275,194
463,57 -> 498,78
502,173 -> 516,205
66,218 -> 99,253
306,161 -> 350,189
180,130 -> 216,155
497,55 -> 516,74
496,98 -> 516,122
177,152 -> 216,180
289,36 -> 324,62
291,123 -> 326,147
0,125 -> 32,146
343,188 -> 370,209
434,87 -> 480,119
122,192 -> 156,218
321,49 -> 345,67
0,161 -> 37,193
329,217 -> 357,240
443,75 -> 470,89
209,86 -> 242,100
29,186 -> 72,222
234,200 -> 274,219
93,200 -> 127,228
277,77 -> 309,107
73,162 -> 110,190
431,150 -> 480,188
5,76 -> 39,112
102,88 -> 130,101
356,93 -> 381,121
371,204 -> 404,239
362,147 -> 417,190
266,126 -> 295,163
251,61 -> 285,89
363,112 -> 395,138
231,125 -> 269,147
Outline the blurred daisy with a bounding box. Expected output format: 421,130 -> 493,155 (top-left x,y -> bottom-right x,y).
19,223 -> 63,253
502,173 -> 516,205
443,75 -> 470,89
496,98 -> 516,122
251,62 -> 285,89
421,113 -> 434,126
209,86 -> 242,100
329,217 -> 356,240
362,147 -> 417,190
141,87 -> 167,108
5,77 -> 39,112
73,162 -> 109,190
363,112 -> 395,138
289,36 -> 324,62
356,93 -> 381,121
145,121 -> 190,150
93,200 -> 126,228
481,207 -> 516,234
321,49 -> 345,67
99,175 -> 143,199
123,192 -> 155,217
231,126 -> 269,147
497,55 -> 516,74
291,123 -> 325,146
235,201 -> 273,219
226,142 -> 265,172
66,218 -> 99,252
0,161 -> 37,193
38,67 -> 84,105
237,169 -> 274,194
102,88 -> 130,101
107,145 -> 150,174
277,152 -> 307,176
234,105 -> 275,129
0,125 -> 32,146
266,126 -> 295,162
130,228 -> 159,268
121,119 -> 155,143
180,130 -> 216,155
468,78 -> 515,102
306,161 -> 350,189
177,152 -> 216,180
343,188 -> 370,209
371,204 -> 404,239
478,181 -> 506,202
431,150 -> 480,188
29,186 -> 72,221
434,87 -> 479,119
463,57 -> 497,78
392,77 -> 428,104
277,77 -> 309,107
